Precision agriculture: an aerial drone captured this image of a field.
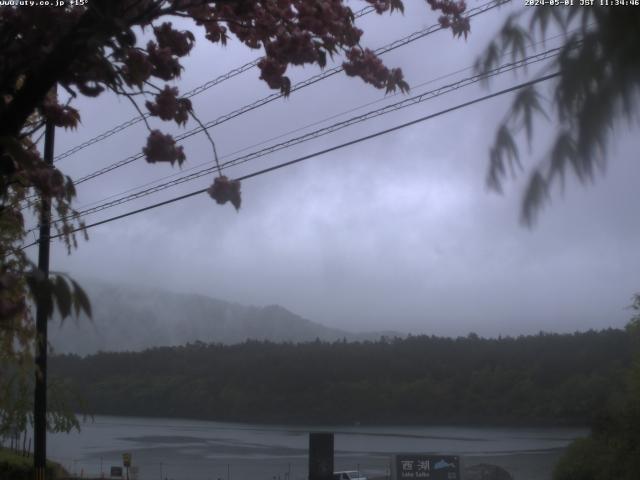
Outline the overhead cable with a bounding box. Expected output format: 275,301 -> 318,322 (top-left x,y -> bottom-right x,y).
20,71 -> 560,251
39,46 -> 562,229
69,0 -> 510,186
52,4 -> 378,163
70,26 -> 577,215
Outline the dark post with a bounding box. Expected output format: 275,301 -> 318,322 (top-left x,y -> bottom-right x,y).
309,433 -> 334,480
33,92 -> 55,480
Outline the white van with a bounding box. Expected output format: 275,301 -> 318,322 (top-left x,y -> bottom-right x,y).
333,471 -> 368,480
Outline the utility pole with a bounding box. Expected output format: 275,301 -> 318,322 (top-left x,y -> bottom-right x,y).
33,87 -> 56,480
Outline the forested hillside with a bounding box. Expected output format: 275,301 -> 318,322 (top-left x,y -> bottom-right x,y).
51,329 -> 632,426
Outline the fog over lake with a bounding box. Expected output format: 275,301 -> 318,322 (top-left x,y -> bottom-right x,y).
48,416 -> 586,480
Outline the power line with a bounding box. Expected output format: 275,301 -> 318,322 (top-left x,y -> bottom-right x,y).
37,46 -> 561,231
20,72 -> 560,252
18,0 -> 508,213
68,0 -> 509,186
14,45 -> 555,240
68,26 -> 576,216
17,0 -> 509,214
63,74 -> 467,213
52,5 -> 378,163
53,59 -> 260,163
25,33 -> 572,235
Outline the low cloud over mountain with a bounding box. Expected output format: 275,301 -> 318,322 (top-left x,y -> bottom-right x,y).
49,280 -> 401,355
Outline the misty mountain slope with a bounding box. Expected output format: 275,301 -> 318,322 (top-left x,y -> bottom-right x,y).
48,280 -> 391,355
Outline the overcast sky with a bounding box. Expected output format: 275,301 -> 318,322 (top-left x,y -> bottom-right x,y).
26,1 -> 640,337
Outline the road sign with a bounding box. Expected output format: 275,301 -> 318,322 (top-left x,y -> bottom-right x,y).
394,454 -> 460,480
123,452 -> 132,468
110,466 -> 123,477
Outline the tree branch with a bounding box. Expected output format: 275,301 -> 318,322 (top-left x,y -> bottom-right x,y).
0,9 -> 110,137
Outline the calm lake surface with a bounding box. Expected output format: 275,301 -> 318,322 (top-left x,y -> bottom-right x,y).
48,416 -> 587,480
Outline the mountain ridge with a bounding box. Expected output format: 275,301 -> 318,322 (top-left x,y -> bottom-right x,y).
49,279 -> 403,355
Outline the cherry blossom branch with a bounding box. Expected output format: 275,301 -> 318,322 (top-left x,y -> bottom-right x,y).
123,93 -> 153,132
188,107 -> 222,176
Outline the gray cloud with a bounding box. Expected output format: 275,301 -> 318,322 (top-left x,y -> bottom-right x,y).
34,2 -> 640,339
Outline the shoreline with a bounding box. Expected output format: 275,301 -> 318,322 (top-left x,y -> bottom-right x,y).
73,412 -> 590,430
48,416 -> 580,480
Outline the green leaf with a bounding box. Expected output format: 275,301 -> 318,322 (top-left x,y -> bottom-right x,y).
486,124 -> 521,193
25,270 -> 54,319
500,23 -> 532,63
486,147 -> 505,193
70,279 -> 92,318
477,14 -> 533,76
496,124 -> 520,175
529,8 -> 565,40
53,275 -> 72,320
510,86 -> 549,146
475,41 -> 500,76
521,170 -> 549,227
548,131 -> 578,189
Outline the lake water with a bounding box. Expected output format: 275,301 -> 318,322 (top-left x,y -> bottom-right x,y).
48,416 -> 587,480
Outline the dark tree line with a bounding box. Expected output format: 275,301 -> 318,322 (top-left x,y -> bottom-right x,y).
50,329 -> 633,426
